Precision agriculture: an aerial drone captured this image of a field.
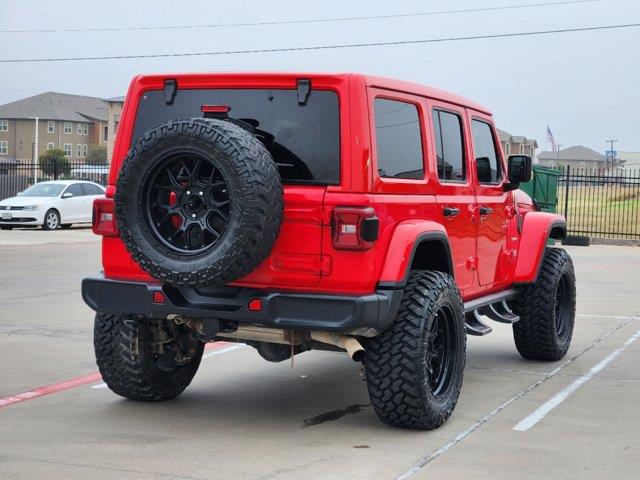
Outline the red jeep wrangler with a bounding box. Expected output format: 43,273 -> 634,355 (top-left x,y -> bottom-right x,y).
82,73 -> 576,429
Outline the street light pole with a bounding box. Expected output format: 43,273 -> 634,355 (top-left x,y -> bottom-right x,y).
28,116 -> 39,182
556,144 -> 563,169
606,139 -> 618,169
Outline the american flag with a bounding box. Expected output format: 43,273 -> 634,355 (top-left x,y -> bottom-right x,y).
546,125 -> 557,151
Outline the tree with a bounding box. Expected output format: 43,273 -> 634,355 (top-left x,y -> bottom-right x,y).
39,149 -> 71,178
86,145 -> 108,165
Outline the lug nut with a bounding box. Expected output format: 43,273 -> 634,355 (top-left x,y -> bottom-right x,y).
192,214 -> 196,218
186,190 -> 191,195
199,191 -> 203,195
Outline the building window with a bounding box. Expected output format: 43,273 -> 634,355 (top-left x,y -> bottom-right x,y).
63,143 -> 72,157
433,109 -> 466,182
520,144 -> 525,154
83,124 -> 89,135
46,142 -> 54,150
374,98 -> 424,180
0,120 -> 7,132
47,121 -> 55,133
76,144 -> 83,158
77,123 -> 83,135
0,140 -> 7,154
83,144 -> 88,157
505,143 -> 511,156
103,125 -> 108,142
64,122 -> 72,134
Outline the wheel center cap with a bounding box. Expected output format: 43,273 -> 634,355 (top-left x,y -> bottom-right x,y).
181,188 -> 207,217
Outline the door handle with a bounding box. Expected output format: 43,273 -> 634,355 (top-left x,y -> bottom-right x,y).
443,206 -> 460,218
479,206 -> 493,216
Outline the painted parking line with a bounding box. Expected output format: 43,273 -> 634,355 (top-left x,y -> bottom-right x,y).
513,325 -> 640,432
395,317 -> 632,480
0,341 -> 237,409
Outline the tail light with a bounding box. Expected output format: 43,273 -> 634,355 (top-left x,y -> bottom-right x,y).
92,198 -> 118,237
332,207 -> 379,251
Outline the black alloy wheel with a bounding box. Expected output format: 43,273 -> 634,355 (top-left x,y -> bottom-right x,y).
143,153 -> 231,255
426,305 -> 458,398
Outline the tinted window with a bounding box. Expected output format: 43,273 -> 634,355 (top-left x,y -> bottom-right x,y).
133,89 -> 340,185
472,120 -> 502,184
65,184 -> 84,196
82,183 -> 104,195
374,99 -> 424,180
432,110 -> 465,181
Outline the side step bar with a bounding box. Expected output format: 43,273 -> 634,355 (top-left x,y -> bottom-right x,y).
463,288 -> 521,336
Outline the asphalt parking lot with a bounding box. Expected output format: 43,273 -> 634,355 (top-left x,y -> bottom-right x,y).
1,229 -> 639,480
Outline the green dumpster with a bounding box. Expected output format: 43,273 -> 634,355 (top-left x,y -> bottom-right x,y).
519,165 -> 562,213
519,165 -> 562,245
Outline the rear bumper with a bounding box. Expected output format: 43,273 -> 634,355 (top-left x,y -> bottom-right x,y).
81,275 -> 402,335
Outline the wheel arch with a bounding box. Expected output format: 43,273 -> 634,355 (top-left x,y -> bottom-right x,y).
514,212 -> 567,284
378,220 -> 454,288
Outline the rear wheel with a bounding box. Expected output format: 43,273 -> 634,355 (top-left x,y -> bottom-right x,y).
42,209 -> 60,230
365,271 -> 466,429
94,313 -> 204,401
512,248 -> 576,361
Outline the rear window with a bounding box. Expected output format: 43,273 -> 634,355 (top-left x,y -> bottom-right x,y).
132,88 -> 340,185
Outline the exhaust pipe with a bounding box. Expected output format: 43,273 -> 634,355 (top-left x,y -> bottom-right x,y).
310,332 -> 366,362
215,324 -> 366,362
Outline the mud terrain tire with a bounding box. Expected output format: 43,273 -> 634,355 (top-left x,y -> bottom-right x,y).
115,118 -> 283,287
365,271 -> 466,429
512,248 -> 576,361
94,313 -> 204,401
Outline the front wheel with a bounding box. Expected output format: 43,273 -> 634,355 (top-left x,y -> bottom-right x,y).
94,313 -> 204,401
365,270 -> 466,429
512,248 -> 576,361
42,209 -> 60,230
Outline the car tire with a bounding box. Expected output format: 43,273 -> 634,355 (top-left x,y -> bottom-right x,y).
115,117 -> 283,287
512,248 -> 576,361
60,224 -> 72,229
94,313 -> 204,401
42,209 -> 60,230
365,270 -> 466,429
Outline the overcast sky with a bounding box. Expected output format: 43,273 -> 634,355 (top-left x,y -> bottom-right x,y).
1,0 -> 638,152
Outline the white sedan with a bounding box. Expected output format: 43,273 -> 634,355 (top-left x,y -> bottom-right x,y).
0,180 -> 105,230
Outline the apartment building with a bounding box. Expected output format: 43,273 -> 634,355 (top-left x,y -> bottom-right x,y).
497,129 -> 538,161
0,92 -> 109,163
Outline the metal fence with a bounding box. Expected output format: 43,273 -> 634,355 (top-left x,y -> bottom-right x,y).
557,167 -> 640,240
0,160 -> 109,200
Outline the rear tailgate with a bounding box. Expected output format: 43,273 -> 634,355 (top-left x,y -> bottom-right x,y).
230,186 -> 328,288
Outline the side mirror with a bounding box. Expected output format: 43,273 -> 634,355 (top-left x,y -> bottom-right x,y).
62,192 -> 74,199
505,154 -> 532,191
476,157 -> 492,183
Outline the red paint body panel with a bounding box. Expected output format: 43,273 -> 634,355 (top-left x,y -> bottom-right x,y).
100,72 -> 563,302
513,212 -> 566,283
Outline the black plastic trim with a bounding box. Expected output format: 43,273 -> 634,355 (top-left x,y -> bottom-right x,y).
164,79 -> 177,105
377,231 -> 454,289
82,275 -> 402,334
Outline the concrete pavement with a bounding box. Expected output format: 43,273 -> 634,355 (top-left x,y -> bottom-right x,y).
0,235 -> 638,480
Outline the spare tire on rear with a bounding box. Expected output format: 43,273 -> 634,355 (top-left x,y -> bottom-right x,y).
115,117 -> 283,287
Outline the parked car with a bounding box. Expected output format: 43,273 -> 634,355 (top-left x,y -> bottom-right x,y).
82,73 -> 575,430
0,180 -> 105,230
